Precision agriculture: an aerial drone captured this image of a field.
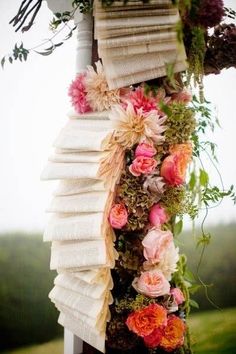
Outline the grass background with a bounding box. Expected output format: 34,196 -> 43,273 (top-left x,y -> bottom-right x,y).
4,308 -> 236,354
0,223 -> 235,353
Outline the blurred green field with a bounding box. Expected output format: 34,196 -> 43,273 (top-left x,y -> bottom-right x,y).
1,224 -> 235,351
190,307 -> 236,354
5,308 -> 236,354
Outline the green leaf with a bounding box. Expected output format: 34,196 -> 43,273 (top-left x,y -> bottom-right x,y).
189,171 -> 196,190
9,57 -> 13,64
184,269 -> 195,282
1,56 -> 5,68
189,299 -> 199,309
189,284 -> 202,294
174,219 -> 183,236
159,101 -> 172,117
199,169 -> 209,187
35,50 -> 53,56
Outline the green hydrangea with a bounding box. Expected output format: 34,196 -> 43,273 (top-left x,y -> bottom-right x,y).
165,102 -> 197,145
117,169 -> 155,231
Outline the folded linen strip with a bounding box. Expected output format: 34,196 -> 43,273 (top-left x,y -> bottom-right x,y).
95,7 -> 177,19
58,312 -> 106,353
41,162 -> 100,180
98,40 -> 178,58
94,0 -> 172,10
53,130 -> 110,151
44,213 -> 104,241
106,61 -> 186,89
56,303 -> 109,331
47,191 -> 109,213
57,268 -> 110,284
49,151 -> 107,163
98,29 -> 177,48
54,179 -> 106,196
61,117 -> 113,132
49,285 -> 108,319
96,24 -> 175,39
68,110 -> 111,121
103,49 -> 186,80
54,273 -> 113,299
96,13 -> 179,31
50,239 -> 114,270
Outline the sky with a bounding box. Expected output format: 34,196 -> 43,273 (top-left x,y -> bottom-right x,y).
0,0 -> 235,233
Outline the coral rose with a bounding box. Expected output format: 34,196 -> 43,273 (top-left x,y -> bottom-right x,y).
161,143 -> 192,186
142,228 -> 173,264
170,288 -> 185,305
149,204 -> 170,227
169,142 -> 192,157
109,204 -> 128,229
135,141 -> 157,158
126,303 -> 167,337
132,270 -> 170,298
160,315 -> 185,352
143,328 -> 163,348
129,156 -> 158,177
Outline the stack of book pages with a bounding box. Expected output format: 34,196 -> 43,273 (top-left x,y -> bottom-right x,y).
41,111 -> 118,352
94,0 -> 187,89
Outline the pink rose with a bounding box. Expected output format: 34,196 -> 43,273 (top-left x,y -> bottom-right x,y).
149,204 -> 170,227
135,141 -> 157,158
132,270 -> 170,298
142,228 -> 173,264
109,204 -> 128,229
129,156 -> 158,177
170,288 -> 185,305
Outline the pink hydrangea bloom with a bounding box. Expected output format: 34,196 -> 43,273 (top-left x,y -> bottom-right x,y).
68,73 -> 92,114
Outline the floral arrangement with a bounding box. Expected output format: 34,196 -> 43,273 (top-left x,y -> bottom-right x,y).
68,62 -> 199,352
67,60 -> 236,352
105,85 -> 195,353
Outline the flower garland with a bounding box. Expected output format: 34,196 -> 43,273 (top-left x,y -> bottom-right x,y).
68,62 -> 197,353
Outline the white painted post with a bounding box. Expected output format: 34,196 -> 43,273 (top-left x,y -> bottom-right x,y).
64,329 -> 83,354
45,1 -> 93,353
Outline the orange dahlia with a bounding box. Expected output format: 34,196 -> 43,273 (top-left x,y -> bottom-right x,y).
126,303 -> 167,337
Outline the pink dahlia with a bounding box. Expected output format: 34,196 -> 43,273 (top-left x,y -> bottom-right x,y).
123,87 -> 157,113
68,73 -> 92,114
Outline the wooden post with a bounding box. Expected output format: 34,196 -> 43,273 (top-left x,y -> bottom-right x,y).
45,1 -> 93,353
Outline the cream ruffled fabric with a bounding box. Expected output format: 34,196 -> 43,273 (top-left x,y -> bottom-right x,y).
41,112 -> 118,353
